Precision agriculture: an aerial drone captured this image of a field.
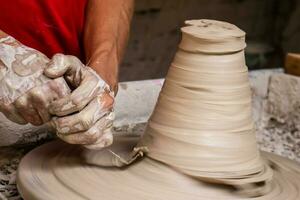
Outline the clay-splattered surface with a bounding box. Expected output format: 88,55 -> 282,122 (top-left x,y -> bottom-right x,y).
2,70 -> 300,199
0,147 -> 30,200
256,74 -> 300,162
1,121 -> 299,200
0,124 -> 146,200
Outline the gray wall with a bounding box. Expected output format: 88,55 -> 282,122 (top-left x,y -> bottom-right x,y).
120,0 -> 300,81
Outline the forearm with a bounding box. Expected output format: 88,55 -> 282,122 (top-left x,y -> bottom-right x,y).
84,0 -> 134,92
0,30 -> 8,39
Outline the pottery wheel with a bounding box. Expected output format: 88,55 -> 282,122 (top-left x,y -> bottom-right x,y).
17,137 -> 300,200
17,19 -> 300,199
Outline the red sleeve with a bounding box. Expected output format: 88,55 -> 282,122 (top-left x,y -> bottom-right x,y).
0,0 -> 88,62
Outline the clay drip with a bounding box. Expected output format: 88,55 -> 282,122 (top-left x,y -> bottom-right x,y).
137,19 -> 272,185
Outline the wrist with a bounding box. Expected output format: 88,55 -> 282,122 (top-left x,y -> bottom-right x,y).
88,52 -> 119,94
94,67 -> 118,94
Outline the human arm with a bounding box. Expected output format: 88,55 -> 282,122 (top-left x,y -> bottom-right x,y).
0,30 -> 70,125
84,0 -> 134,93
45,0 -> 134,149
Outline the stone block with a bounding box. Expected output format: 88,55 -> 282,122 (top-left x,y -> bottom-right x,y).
257,73 -> 300,162
249,69 -> 282,124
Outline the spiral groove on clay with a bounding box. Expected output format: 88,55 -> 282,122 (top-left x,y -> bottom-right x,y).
137,19 -> 272,185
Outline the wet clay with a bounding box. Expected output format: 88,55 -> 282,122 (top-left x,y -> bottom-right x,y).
17,20 -> 300,199
17,137 -> 300,200
136,19 -> 272,186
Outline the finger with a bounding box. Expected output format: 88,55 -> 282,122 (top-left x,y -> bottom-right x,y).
84,128 -> 113,150
48,77 -> 71,99
29,79 -> 71,123
29,87 -> 52,123
49,75 -> 108,116
52,95 -> 114,135
0,104 -> 27,124
14,94 -> 43,126
57,117 -> 113,145
43,53 -> 71,78
44,54 -> 84,82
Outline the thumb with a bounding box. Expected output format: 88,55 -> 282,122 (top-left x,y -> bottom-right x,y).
44,53 -> 70,78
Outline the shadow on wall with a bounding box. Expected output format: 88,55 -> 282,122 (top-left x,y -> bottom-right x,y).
120,0 -> 300,81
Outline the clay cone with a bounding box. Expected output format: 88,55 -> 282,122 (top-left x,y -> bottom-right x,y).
137,19 -> 272,185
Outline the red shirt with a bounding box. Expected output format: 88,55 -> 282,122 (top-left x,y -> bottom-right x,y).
0,0 -> 88,62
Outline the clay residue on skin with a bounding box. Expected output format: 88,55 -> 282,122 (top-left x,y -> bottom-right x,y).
44,53 -> 115,148
0,36 -> 48,105
0,36 -> 71,124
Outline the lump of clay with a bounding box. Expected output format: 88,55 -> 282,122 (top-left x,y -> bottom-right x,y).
137,19 -> 272,186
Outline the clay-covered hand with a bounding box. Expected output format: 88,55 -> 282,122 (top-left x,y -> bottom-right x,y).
44,54 -> 115,149
0,36 -> 70,125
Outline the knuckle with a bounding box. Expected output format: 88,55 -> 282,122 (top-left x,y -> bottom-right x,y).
49,79 -> 70,97
52,118 -> 63,130
71,99 -> 87,111
85,134 -> 99,144
54,118 -> 72,134
86,128 -> 101,141
46,54 -> 68,76
51,98 -> 73,114
99,93 -> 114,109
29,87 -> 44,100
72,122 -> 85,132
79,113 -> 94,130
58,127 -> 71,135
52,53 -> 65,62
68,55 -> 82,66
14,96 -> 28,108
67,55 -> 78,61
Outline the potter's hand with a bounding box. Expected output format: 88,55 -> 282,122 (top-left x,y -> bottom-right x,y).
45,54 -> 115,149
0,36 -> 70,125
